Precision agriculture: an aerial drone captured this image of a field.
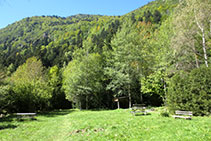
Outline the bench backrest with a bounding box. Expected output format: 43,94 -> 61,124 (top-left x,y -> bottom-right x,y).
175,110 -> 192,116
133,104 -> 145,107
132,104 -> 146,110
16,113 -> 36,116
132,106 -> 145,110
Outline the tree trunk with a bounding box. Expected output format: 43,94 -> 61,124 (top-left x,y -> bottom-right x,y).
192,45 -> 199,68
86,95 -> 88,110
194,54 -> 200,68
140,93 -> 143,104
201,29 -> 208,67
194,10 -> 209,67
163,78 -> 167,106
128,85 -> 132,109
79,100 -> 82,110
117,101 -> 120,109
210,20 -> 211,34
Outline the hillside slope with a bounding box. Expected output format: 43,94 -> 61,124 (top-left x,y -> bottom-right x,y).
0,0 -> 178,69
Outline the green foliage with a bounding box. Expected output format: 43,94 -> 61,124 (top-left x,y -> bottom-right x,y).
144,10 -> 153,23
0,84 -> 12,114
0,14 -> 105,68
170,0 -> 211,70
159,107 -> 170,117
63,53 -> 104,109
0,67 -> 13,114
160,111 -> 169,117
0,66 -> 6,83
153,10 -> 162,23
140,70 -> 165,106
1,0 -> 210,112
11,57 -> 45,83
48,66 -> 71,109
105,20 -> 146,107
141,70 -> 165,101
167,66 -> 211,116
10,57 -> 52,112
11,81 -> 51,112
6,63 -> 15,76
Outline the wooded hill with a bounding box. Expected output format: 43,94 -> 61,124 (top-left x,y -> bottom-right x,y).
0,0 -> 210,115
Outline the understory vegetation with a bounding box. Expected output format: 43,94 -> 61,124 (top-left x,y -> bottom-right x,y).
0,0 -> 211,116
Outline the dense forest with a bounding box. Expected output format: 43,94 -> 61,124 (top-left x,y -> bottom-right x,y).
0,0 -> 210,116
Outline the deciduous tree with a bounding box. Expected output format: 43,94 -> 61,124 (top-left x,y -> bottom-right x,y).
10,57 -> 51,112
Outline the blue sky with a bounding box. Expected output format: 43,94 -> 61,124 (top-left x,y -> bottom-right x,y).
0,0 -> 153,29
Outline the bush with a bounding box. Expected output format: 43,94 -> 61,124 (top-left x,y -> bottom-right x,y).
167,66 -> 211,116
11,81 -> 52,112
0,84 -> 12,114
9,57 -> 53,112
160,111 -> 169,117
158,107 -> 170,117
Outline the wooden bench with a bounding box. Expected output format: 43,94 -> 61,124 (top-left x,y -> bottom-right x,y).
172,110 -> 192,120
131,104 -> 147,116
16,113 -> 36,120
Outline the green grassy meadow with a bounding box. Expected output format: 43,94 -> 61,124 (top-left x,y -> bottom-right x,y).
0,109 -> 210,141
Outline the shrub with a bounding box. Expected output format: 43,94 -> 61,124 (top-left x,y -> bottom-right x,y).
9,57 -> 52,112
158,107 -> 170,117
0,84 -> 12,114
160,111 -> 169,117
167,66 -> 211,116
11,81 -> 52,112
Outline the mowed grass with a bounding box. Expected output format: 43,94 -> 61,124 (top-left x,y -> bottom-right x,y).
0,109 -> 210,141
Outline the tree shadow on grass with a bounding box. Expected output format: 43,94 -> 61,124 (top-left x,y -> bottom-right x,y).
0,124 -> 17,130
133,113 -> 152,116
39,109 -> 75,118
89,109 -> 119,112
0,115 -> 16,122
0,115 -> 18,130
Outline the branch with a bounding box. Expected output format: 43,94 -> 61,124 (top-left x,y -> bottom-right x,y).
194,8 -> 203,32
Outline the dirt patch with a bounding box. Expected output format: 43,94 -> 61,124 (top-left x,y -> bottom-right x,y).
70,127 -> 104,135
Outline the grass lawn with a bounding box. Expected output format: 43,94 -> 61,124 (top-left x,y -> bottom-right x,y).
0,108 -> 210,141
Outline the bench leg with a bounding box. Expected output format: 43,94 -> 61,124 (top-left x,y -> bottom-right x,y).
31,116 -> 36,120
